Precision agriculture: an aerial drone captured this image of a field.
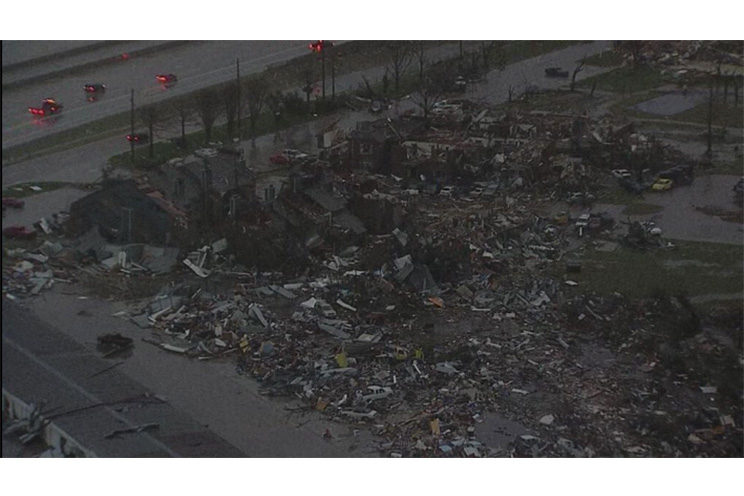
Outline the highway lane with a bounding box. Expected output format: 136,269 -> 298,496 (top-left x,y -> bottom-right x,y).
2,41 -> 317,149
2,41 -> 612,190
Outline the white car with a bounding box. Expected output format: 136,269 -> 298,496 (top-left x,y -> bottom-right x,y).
612,169 -> 632,180
361,386 -> 393,402
283,149 -> 309,161
470,187 -> 484,197
439,186 -> 455,196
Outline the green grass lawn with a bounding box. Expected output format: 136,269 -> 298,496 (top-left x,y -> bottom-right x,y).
498,89 -> 608,114
578,66 -> 670,94
2,181 -> 77,199
565,240 -> 743,300
673,99 -> 744,129
583,50 -> 625,68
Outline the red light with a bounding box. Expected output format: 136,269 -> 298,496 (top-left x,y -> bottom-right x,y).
39,110 -> 45,116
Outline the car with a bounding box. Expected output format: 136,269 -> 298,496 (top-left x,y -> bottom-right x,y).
269,153 -> 290,165
2,198 -> 25,209
283,149 -> 309,161
454,76 -> 467,92
126,133 -> 150,144
439,186 -> 455,196
611,169 -> 632,180
28,98 -> 62,116
194,148 -> 218,159
3,225 -> 36,239
545,67 -> 569,78
470,187 -> 484,197
432,100 -> 461,115
83,83 -> 106,94
651,178 -> 673,191
361,386 -> 393,402
156,74 -> 178,84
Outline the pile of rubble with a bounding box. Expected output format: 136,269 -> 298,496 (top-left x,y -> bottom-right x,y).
4,91 -> 741,457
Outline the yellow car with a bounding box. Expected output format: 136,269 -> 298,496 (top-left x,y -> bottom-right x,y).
651,178 -> 673,191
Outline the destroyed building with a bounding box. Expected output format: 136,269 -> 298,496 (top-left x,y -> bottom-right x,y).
67,180 -> 182,245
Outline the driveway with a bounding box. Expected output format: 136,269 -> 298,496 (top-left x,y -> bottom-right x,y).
598,175 -> 743,245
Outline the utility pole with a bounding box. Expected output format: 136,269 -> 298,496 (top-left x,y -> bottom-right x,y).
707,78 -> 713,157
236,58 -> 241,140
331,44 -> 336,102
321,44 -> 326,101
130,89 -> 135,162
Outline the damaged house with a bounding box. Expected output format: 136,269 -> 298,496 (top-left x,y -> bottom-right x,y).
146,152 -> 257,224
67,180 -> 182,245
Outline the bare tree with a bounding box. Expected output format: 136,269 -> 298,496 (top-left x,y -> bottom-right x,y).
194,88 -> 222,144
386,41 -> 412,93
480,41 -> 498,71
570,58 -> 586,92
412,41 -> 427,81
223,84 -> 239,140
412,62 -> 455,124
138,103 -> 160,159
266,90 -> 284,141
169,98 -> 194,149
625,41 -> 645,66
299,58 -> 316,108
243,75 -> 269,138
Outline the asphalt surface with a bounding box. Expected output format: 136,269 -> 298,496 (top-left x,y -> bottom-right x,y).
2,41 -> 611,188
2,41 -> 315,149
2,41 -> 102,67
2,41 -> 619,457
16,289 -> 372,457
2,301 -> 245,457
2,41 -> 174,86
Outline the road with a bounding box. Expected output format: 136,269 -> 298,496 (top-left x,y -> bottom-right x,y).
2,301 -> 244,457
3,41 -> 612,189
2,41 -> 316,149
5,289 -> 374,457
